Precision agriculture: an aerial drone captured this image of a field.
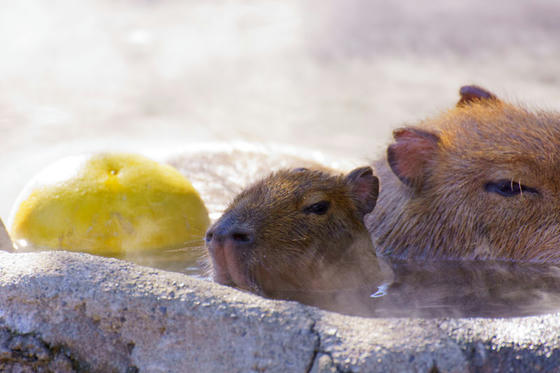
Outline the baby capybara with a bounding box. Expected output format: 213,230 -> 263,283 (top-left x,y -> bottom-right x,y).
367,85 -> 560,262
205,167 -> 382,299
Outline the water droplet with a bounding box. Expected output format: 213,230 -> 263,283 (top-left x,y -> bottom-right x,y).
370,282 -> 390,298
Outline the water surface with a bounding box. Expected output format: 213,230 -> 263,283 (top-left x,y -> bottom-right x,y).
142,249 -> 560,319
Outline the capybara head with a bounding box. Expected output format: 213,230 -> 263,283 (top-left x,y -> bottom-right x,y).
206,167 -> 380,297
369,85 -> 560,262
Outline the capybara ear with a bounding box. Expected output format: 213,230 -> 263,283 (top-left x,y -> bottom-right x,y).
345,166 -> 379,217
387,127 -> 439,188
457,85 -> 498,107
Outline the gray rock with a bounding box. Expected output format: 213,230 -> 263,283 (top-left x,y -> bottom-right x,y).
0,251 -> 559,372
0,251 -> 316,372
310,353 -> 337,373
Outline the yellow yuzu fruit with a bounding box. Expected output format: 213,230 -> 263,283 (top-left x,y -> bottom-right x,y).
10,153 -> 210,260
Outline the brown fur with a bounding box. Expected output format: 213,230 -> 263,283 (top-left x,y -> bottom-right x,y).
206,167 -> 381,299
368,86 -> 560,262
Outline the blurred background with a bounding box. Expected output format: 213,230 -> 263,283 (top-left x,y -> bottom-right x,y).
2,0 -> 560,222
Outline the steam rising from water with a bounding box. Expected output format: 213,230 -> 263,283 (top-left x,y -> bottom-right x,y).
154,244 -> 560,319
166,147 -> 560,319
4,0 -> 560,320
6,145 -> 560,319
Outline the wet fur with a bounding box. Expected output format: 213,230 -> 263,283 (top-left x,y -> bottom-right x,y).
368,91 -> 560,262
207,168 -> 382,298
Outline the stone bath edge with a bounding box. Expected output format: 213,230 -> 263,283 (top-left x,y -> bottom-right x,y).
0,251 -> 558,372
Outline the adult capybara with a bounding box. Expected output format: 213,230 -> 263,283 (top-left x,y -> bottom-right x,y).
205,166 -> 383,300
367,85 -> 560,262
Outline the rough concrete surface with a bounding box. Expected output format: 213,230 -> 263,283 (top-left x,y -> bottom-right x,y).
1,251 -> 560,372
0,251 -> 317,372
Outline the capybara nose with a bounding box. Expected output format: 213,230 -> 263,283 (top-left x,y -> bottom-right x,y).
206,223 -> 255,246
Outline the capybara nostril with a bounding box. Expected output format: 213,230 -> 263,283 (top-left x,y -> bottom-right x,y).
230,230 -> 254,244
207,217 -> 254,245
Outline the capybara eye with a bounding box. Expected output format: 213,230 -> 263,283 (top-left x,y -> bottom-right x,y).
485,180 -> 539,197
303,200 -> 331,215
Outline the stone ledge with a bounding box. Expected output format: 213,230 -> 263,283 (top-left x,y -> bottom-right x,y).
0,251 -> 558,372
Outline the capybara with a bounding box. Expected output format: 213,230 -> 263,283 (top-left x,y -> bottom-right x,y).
367,85 -> 560,262
205,166 -> 383,300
